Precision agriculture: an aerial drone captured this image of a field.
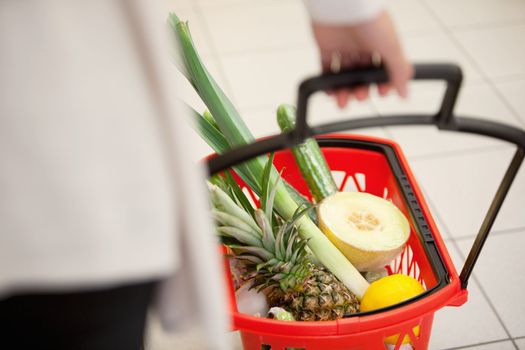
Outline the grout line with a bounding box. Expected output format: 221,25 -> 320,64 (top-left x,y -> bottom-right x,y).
452,226 -> 525,242
514,336 -> 525,347
482,81 -> 525,129
440,338 -> 515,350
490,73 -> 525,84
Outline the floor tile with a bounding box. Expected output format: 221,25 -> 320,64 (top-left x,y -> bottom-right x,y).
494,79 -> 525,126
165,0 -> 195,12
453,24 -> 525,80
145,318 -> 206,350
456,340 -> 517,350
200,0 -> 314,55
454,84 -> 523,127
219,47 -> 319,110
175,56 -> 235,112
238,103 -> 388,141
174,55 -> 239,160
408,147 -> 524,239
372,81 -> 444,116
387,0 -> 441,34
456,230 -> 525,338
428,244 -> 509,349
145,317 -> 244,349
197,0 -> 282,10
423,194 -> 453,242
307,91 -> 377,126
236,107 -> 283,138
516,337 -> 525,349
378,82 -> 521,157
402,31 -> 485,83
423,0 -> 525,29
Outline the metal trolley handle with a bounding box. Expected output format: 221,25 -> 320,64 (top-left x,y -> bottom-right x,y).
207,63 -> 525,289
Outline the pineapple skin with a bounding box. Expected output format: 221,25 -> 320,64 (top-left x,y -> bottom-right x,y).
271,264 -> 359,321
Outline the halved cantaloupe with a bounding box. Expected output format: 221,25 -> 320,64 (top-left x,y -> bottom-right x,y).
318,192 -> 410,271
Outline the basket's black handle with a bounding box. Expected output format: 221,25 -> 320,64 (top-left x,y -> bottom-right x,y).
206,63 -> 525,290
294,63 -> 462,141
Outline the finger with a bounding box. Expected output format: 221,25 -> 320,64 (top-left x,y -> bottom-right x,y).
383,52 -> 413,98
336,89 -> 351,108
377,83 -> 391,97
320,51 -> 340,97
353,85 -> 370,101
321,50 -> 347,73
357,52 -> 372,68
340,52 -> 358,70
320,50 -> 336,74
372,13 -> 414,98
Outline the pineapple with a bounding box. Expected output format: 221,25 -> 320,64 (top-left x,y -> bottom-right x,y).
209,180 -> 359,321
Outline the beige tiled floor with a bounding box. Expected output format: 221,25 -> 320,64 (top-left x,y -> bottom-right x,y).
154,0 -> 525,349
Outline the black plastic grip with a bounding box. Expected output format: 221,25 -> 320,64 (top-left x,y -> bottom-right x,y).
294,63 -> 462,141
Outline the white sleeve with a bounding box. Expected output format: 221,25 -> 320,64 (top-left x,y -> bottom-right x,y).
303,0 -> 386,24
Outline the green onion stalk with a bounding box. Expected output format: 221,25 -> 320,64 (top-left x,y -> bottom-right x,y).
169,14 -> 369,299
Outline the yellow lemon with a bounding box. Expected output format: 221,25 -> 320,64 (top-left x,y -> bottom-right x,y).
361,274 -> 425,344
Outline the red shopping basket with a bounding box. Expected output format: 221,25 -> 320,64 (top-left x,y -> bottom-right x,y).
206,64 -> 525,350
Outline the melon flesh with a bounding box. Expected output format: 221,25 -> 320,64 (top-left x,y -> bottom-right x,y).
318,192 -> 410,271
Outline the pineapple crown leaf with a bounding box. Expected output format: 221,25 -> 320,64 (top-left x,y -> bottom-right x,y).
285,203 -> 316,234
209,184 -> 259,233
216,226 -> 261,247
285,229 -> 300,261
274,223 -> 287,261
254,209 -> 276,253
223,171 -> 256,220
209,160 -> 316,294
209,175 -> 229,193
229,245 -> 274,261
213,210 -> 261,238
264,168 -> 283,227
259,153 -> 275,226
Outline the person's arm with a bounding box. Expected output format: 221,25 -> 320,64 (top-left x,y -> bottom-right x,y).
303,0 -> 413,108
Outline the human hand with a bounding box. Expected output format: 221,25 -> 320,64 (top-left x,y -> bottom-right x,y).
311,10 -> 413,108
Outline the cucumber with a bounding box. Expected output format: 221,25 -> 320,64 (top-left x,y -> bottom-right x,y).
276,104 -> 338,203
